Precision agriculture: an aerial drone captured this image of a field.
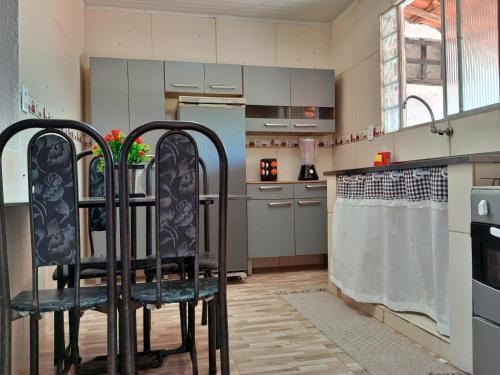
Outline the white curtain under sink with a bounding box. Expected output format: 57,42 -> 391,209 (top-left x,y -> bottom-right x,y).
332,167 -> 450,336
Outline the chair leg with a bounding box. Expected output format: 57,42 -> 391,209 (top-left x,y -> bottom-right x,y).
201,300 -> 208,326
53,311 -> 66,372
208,299 -> 217,375
143,307 -> 151,352
30,315 -> 39,375
179,302 -> 188,351
188,303 -> 198,375
216,297 -> 220,350
69,309 -> 81,367
218,294 -> 230,375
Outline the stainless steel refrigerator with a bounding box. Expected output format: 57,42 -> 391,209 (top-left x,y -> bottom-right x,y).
178,97 -> 248,273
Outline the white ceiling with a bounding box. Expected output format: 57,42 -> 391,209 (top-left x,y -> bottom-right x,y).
84,0 -> 354,23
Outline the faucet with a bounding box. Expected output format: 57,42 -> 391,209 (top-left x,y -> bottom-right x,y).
402,95 -> 453,136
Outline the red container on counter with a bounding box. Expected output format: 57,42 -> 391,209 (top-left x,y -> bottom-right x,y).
374,151 -> 391,166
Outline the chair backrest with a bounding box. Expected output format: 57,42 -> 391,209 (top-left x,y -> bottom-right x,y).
0,119 -> 118,375
145,155 -> 210,257
29,131 -> 80,268
156,131 -> 199,260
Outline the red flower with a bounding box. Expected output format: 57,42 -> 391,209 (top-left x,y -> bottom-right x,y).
139,150 -> 145,157
105,134 -> 112,142
135,137 -> 142,144
111,129 -> 121,137
113,134 -> 120,142
93,144 -> 98,150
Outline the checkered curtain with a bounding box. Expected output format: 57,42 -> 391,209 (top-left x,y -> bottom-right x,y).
337,166 -> 448,202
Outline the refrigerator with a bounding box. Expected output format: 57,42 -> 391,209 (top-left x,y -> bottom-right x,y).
178,97 -> 248,273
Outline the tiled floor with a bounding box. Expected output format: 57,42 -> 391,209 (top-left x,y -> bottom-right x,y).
40,268 -> 367,374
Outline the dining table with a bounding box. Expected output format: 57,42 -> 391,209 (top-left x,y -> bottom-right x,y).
73,193 -> 249,374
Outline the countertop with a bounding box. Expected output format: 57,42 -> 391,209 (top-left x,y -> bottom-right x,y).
246,180 -> 327,184
323,152 -> 500,176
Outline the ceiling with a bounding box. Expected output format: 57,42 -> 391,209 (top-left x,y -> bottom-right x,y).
83,0 -> 354,23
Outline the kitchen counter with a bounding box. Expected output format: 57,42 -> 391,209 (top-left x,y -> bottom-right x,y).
247,180 -> 326,184
323,152 -> 500,176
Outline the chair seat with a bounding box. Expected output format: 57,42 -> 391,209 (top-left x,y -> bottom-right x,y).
11,285 -> 109,313
199,252 -> 218,271
131,277 -> 218,305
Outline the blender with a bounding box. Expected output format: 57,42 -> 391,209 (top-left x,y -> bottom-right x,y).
298,138 -> 319,180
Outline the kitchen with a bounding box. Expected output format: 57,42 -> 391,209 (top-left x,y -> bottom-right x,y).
0,0 -> 499,374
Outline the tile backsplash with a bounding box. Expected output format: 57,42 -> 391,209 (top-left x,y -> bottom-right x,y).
246,136 -> 334,181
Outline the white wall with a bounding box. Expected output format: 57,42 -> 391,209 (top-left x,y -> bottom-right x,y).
3,1 -> 85,373
84,8 -> 332,69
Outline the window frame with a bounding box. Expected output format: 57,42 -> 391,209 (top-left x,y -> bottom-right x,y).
380,0 -> 500,133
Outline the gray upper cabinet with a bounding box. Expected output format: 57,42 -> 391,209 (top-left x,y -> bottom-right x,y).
128,59 -> 166,145
205,63 -> 242,95
90,57 -> 129,134
290,68 -> 335,107
243,66 -> 290,106
165,61 -> 204,93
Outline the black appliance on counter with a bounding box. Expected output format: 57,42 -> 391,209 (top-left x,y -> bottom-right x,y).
471,187 -> 500,374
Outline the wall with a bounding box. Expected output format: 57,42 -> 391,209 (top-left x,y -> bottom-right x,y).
3,0 -> 85,373
330,1 -> 500,372
84,8 -> 334,179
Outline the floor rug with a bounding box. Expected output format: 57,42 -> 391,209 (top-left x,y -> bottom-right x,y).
279,289 -> 465,375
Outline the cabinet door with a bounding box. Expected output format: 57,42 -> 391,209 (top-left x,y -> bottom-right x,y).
248,199 -> 295,258
294,198 -> 327,255
290,68 -> 335,107
205,63 -> 242,95
243,66 -> 290,106
128,59 -> 166,146
165,61 -> 204,93
90,57 -> 129,134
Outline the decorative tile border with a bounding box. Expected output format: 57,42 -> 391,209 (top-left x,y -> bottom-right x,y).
334,125 -> 384,146
246,136 -> 334,149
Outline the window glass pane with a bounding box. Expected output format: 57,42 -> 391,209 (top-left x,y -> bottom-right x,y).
445,0 -> 460,114
384,107 -> 400,133
384,58 -> 399,85
382,7 -> 398,37
461,0 -> 500,110
403,0 -> 444,127
383,33 -> 399,61
384,83 -> 400,108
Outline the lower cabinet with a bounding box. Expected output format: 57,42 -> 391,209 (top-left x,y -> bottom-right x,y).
247,183 -> 327,258
294,198 -> 327,255
248,199 -> 295,258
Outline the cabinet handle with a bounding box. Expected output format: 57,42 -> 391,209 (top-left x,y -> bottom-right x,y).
268,202 -> 291,208
306,184 -> 327,190
265,123 -> 288,127
294,123 -> 318,128
298,200 -> 321,206
172,83 -> 199,88
210,85 -> 236,89
259,185 -> 282,191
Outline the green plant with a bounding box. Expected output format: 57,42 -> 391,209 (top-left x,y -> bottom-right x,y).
92,129 -> 151,172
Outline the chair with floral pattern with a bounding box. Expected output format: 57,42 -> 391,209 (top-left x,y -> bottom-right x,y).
118,121 -> 230,375
0,119 -> 118,375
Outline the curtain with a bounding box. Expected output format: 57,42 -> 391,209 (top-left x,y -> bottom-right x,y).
332,166 -> 449,336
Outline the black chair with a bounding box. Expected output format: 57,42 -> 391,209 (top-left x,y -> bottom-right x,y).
0,119 -> 118,374
143,156 -> 217,325
118,121 -> 230,375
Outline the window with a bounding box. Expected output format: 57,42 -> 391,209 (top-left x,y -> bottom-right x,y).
380,0 -> 445,132
445,0 -> 499,113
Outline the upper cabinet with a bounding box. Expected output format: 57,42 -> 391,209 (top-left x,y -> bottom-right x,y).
205,63 -> 243,95
290,68 -> 335,107
165,61 -> 205,94
91,57 -> 166,141
243,66 -> 290,106
91,57 -> 129,135
165,62 -> 242,95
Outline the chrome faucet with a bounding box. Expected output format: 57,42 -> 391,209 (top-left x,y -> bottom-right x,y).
402,95 -> 453,136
